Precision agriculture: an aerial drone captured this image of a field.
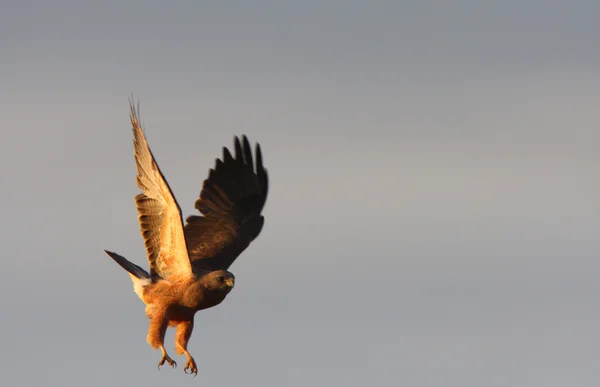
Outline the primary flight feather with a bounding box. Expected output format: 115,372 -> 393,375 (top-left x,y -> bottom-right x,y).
104,101 -> 268,375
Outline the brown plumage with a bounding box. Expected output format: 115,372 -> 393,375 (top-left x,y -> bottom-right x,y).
104,101 -> 268,375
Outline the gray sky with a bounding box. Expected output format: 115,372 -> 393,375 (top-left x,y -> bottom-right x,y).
2,1 -> 599,386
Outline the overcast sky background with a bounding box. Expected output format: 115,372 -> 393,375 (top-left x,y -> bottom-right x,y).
2,1 -> 599,386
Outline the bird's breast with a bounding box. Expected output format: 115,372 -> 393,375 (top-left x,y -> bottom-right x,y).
178,281 -> 205,309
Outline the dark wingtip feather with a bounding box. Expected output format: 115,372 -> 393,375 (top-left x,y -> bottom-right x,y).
255,143 -> 265,174
215,158 -> 225,172
207,168 -> 216,181
253,143 -> 268,210
234,136 -> 243,162
242,135 -> 253,169
222,147 -> 234,164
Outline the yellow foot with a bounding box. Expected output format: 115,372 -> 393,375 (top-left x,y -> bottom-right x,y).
184,356 -> 198,376
157,353 -> 177,370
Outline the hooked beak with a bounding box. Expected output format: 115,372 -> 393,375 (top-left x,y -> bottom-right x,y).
225,278 -> 235,288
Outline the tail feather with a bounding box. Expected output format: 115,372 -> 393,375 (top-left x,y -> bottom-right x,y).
104,250 -> 150,279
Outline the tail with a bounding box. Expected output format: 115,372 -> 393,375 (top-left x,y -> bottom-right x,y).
104,250 -> 150,279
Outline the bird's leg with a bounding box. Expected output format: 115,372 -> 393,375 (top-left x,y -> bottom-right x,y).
175,319 -> 197,375
147,308 -> 177,369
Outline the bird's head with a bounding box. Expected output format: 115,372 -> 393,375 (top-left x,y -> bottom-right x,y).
201,270 -> 235,293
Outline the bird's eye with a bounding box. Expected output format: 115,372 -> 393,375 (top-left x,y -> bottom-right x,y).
217,276 -> 225,283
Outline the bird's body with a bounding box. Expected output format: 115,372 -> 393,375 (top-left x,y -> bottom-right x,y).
135,272 -> 233,314
105,101 -> 268,375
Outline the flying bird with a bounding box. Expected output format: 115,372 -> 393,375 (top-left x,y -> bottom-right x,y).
104,102 -> 268,375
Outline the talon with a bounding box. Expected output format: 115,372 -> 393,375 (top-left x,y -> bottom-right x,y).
158,354 -> 177,370
184,358 -> 198,376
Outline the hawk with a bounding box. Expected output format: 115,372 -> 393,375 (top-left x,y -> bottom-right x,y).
104,102 -> 268,375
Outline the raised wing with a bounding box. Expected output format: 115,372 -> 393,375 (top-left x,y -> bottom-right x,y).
184,135 -> 268,271
130,101 -> 192,280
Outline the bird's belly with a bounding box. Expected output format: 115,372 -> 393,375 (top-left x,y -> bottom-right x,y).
168,305 -> 196,323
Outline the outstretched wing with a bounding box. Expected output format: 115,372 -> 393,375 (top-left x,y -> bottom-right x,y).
184,135 -> 268,271
130,101 -> 192,280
